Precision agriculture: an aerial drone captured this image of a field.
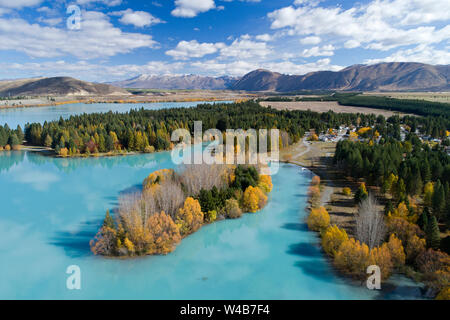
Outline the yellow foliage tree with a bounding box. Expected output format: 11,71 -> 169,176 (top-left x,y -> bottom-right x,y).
334,238 -> 370,279
388,202 -> 418,224
307,206 -> 330,231
424,182 -> 434,207
369,244 -> 393,280
322,225 -> 349,257
386,234 -> 406,268
258,175 -> 273,193
343,187 -> 352,196
146,211 -> 181,255
175,197 -> 204,236
124,237 -> 135,255
309,133 -> 319,141
243,186 -> 267,213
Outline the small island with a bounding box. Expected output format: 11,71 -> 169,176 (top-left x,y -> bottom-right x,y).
90,164 -> 273,257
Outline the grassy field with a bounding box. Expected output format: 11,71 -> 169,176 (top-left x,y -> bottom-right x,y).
363,92 -> 450,103
260,101 -> 405,117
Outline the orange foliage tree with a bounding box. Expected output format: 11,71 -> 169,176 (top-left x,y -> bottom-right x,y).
322,225 -> 348,257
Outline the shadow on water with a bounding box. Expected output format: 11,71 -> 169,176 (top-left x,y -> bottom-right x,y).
49,182 -> 146,258
293,259 -> 336,282
287,242 -> 323,258
281,223 -> 309,232
49,218 -> 103,258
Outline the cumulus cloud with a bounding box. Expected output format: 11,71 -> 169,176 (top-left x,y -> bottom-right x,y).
219,37 -> 272,59
0,60 -> 185,82
365,45 -> 450,65
76,0 -> 122,6
300,44 -> 335,57
0,0 -> 42,8
166,40 -> 225,60
0,11 -> 157,59
172,0 -> 216,18
191,57 -> 342,76
113,9 -> 163,27
300,36 -> 321,45
268,0 -> 450,52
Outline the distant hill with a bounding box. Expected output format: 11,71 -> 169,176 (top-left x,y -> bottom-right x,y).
111,74 -> 238,90
0,77 -> 130,97
231,62 -> 450,92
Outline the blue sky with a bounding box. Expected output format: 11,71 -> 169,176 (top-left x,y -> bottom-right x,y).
0,0 -> 448,82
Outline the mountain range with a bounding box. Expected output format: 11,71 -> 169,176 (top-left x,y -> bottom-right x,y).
111,74 -> 238,90
1,62 -> 449,97
0,77 -> 130,97
113,62 -> 450,92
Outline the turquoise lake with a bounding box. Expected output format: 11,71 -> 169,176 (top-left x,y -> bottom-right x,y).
0,101 -> 231,128
0,102 -> 425,299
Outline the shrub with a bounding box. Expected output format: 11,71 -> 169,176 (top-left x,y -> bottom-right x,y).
343,187 -> 352,196
311,175 -> 321,186
322,225 -> 348,257
416,249 -> 449,274
59,147 -> 69,157
405,234 -> 426,263
205,210 -> 217,223
307,206 -> 330,232
225,199 -> 242,219
436,287 -> 450,300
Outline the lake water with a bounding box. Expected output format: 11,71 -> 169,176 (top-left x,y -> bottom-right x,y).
0,102 -> 425,299
0,101 -> 231,128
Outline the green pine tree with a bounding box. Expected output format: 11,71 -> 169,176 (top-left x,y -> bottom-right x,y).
426,215 -> 441,250
418,207 -> 429,231
432,180 -> 446,220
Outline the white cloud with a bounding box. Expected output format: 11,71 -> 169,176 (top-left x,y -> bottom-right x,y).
113,9 -> 162,27
0,11 -> 157,59
191,57 -> 342,77
300,36 -> 321,45
255,34 -> 273,42
76,0 -> 122,6
300,45 -> 334,57
219,37 -> 272,59
268,0 -> 450,52
172,0 -> 216,18
365,45 -> 450,65
1,60 -> 185,82
0,0 -> 42,8
166,40 -> 225,60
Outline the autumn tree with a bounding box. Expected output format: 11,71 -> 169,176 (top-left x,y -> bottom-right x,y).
354,183 -> 368,204
322,225 -> 348,257
307,206 -> 330,232
175,197 -> 204,236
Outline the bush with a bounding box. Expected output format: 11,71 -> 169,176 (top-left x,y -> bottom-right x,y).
307,206 -> 330,232
322,225 -> 348,257
311,175 -> 321,186
225,199 -> 242,219
343,187 -> 352,196
205,210 -> 217,223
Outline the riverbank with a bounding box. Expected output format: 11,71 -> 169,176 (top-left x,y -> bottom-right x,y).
0,91 -> 254,109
